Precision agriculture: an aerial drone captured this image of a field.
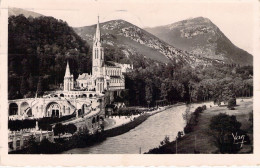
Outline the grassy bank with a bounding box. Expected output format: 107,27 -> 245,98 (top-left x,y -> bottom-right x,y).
146,98 -> 253,154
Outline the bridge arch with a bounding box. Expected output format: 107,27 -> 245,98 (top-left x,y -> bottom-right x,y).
20,102 -> 32,117
9,103 -> 18,116
45,102 -> 61,118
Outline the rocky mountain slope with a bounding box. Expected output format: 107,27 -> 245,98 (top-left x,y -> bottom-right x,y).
145,17 -> 253,65
8,7 -> 43,18
74,20 -> 215,66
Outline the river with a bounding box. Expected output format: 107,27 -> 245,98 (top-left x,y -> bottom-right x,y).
63,101 -> 213,154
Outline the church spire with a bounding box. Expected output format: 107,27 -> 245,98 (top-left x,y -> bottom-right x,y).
94,15 -> 101,44
65,61 -> 71,77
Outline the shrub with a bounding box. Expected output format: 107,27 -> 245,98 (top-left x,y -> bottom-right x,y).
184,124 -> 193,134
8,119 -> 36,131
53,123 -> 65,136
64,124 -> 77,135
209,113 -> 242,153
195,106 -> 203,113
38,113 -> 76,130
160,136 -> 170,147
116,107 -> 143,116
227,98 -> 236,109
177,131 -> 184,139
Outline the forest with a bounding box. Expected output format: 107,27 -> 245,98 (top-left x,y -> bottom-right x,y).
8,15 -> 91,99
124,62 -> 253,107
8,15 -> 253,106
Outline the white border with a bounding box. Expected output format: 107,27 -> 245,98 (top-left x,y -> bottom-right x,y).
0,0 -> 259,166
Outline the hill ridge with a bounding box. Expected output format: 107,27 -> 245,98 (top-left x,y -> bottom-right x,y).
74,19 -> 216,67
145,17 -> 253,65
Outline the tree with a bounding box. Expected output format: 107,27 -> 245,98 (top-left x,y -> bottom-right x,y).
8,86 -> 18,100
28,74 -> 35,91
183,104 -> 191,125
209,113 -> 242,153
159,136 -> 170,147
227,98 -> 236,109
26,135 -> 39,154
38,138 -> 57,154
54,123 -> 65,137
65,124 -> 77,135
37,77 -> 44,96
20,77 -> 29,97
145,82 -> 153,108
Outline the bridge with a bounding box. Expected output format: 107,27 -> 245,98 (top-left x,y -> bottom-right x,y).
8,96 -> 104,119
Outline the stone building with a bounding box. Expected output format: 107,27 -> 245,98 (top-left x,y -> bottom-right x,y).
8,128 -> 54,152
76,16 -> 133,93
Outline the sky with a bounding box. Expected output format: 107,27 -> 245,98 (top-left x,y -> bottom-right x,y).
4,0 -> 258,54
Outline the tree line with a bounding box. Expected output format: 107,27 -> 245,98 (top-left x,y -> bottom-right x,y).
124,61 -> 253,107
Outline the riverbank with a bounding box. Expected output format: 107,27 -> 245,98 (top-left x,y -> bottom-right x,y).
63,102 -> 190,154
102,103 -> 183,137
146,98 -> 253,154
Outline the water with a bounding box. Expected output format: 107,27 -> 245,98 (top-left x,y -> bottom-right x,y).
63,102 -> 213,154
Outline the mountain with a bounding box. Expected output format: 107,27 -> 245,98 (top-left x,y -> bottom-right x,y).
145,17 -> 253,66
8,7 -> 43,18
73,20 -> 215,66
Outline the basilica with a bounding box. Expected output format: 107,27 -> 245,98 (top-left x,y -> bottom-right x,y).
75,16 -> 133,93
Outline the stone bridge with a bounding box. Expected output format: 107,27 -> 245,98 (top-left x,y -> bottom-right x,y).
8,96 -> 103,119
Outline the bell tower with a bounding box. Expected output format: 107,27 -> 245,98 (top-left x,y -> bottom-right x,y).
64,61 -> 74,91
92,16 -> 104,77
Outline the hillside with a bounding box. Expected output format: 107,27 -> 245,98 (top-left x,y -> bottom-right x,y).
73,20 -> 214,66
145,17 -> 253,65
8,15 -> 90,99
8,7 -> 43,18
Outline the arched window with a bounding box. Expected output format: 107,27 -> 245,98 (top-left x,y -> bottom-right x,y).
9,103 -> 18,116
